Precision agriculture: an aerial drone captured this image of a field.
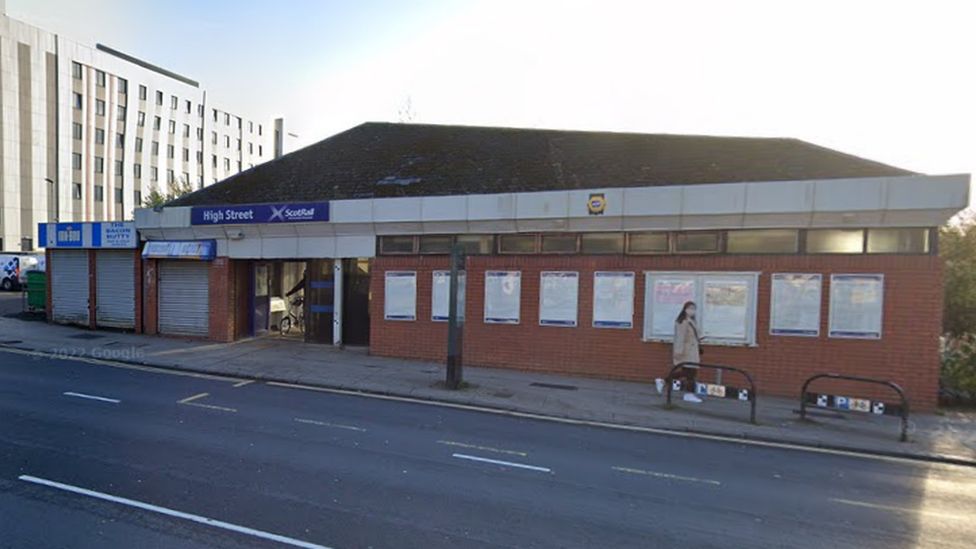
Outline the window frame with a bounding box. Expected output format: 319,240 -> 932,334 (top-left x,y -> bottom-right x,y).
626,231 -> 670,255
673,231 -> 722,254
498,233 -> 539,254
378,235 -> 417,255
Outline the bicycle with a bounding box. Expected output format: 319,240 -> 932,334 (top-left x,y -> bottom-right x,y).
280,296 -> 304,334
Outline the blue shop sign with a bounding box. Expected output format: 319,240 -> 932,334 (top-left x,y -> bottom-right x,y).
142,240 -> 216,260
38,221 -> 136,249
190,202 -> 329,225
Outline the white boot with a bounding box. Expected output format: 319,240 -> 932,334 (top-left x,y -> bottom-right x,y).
655,378 -> 665,394
683,393 -> 703,403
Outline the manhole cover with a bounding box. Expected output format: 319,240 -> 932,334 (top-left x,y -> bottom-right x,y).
530,382 -> 578,391
69,333 -> 105,340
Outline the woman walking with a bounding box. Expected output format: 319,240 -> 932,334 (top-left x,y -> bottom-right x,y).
667,301 -> 704,402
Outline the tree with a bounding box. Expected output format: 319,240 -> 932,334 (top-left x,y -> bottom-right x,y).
142,176 -> 195,208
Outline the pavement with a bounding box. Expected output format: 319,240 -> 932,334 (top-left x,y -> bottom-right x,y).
0,291 -> 24,316
1,349 -> 975,548
0,312 -> 974,465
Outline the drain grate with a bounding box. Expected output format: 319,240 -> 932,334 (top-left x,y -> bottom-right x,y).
69,333 -> 105,340
530,382 -> 578,391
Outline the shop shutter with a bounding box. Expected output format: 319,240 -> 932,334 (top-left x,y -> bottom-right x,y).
158,260 -> 210,336
95,250 -> 135,329
51,250 -> 90,325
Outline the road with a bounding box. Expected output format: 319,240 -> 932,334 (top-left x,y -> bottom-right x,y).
0,291 -> 23,317
0,348 -> 973,548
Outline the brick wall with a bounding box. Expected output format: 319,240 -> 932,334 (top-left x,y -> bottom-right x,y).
370,254 -> 944,410
208,258 -> 234,342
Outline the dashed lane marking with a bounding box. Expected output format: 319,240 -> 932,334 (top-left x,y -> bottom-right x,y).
62,391 -> 120,404
612,465 -> 721,486
830,498 -> 970,521
18,475 -> 331,549
451,453 -> 552,473
294,418 -> 366,432
233,380 -> 254,388
177,392 -> 209,404
437,440 -> 527,457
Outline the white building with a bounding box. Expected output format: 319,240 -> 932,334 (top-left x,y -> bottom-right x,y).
0,5 -> 284,251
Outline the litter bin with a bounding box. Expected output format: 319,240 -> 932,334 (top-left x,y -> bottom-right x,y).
26,270 -> 46,311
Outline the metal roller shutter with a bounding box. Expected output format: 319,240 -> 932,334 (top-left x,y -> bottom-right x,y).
51,250 -> 90,325
158,260 -> 210,336
95,250 -> 135,329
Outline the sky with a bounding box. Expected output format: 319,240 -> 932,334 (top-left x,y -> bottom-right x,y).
7,0 -> 975,185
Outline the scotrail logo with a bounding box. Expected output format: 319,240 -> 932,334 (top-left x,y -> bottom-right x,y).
270,205 -> 317,222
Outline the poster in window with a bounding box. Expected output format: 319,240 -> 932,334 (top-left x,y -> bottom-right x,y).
384,271 -> 416,321
650,276 -> 697,337
539,272 -> 578,327
770,273 -> 822,336
484,271 -> 521,324
702,278 -> 749,340
829,274 -> 883,339
593,272 -> 635,328
432,270 -> 466,322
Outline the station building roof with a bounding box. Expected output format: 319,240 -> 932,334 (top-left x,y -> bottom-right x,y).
168,122 -> 914,207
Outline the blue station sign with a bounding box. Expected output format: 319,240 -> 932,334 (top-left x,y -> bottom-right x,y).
190,202 -> 329,225
38,221 -> 137,249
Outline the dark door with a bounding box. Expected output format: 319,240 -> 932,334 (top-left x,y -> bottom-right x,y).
252,262 -> 270,336
304,259 -> 334,344
342,259 -> 371,345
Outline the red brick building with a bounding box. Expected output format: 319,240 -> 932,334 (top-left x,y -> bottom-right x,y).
127,123 -> 968,410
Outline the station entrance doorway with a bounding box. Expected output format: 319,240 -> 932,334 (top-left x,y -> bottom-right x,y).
250,258 -> 369,345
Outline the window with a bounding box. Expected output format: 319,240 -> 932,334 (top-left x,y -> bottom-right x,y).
248,121 -> 254,133
115,187 -> 124,204
225,135 -> 231,148
135,137 -> 143,152
150,166 -> 158,181
419,235 -> 454,254
170,95 -> 178,109
95,128 -> 105,145
727,229 -> 798,254
94,156 -> 104,173
379,236 -> 415,254
96,99 -> 106,116
258,124 -> 263,135
248,142 -> 254,154
643,271 -> 759,345
198,175 -> 204,186
866,228 -> 929,254
151,141 -> 159,155
236,161 -> 242,172
197,127 -> 204,140
456,235 -> 494,254
94,185 -> 104,202
118,79 -> 127,94
183,124 -> 190,137
96,70 -> 106,87
541,234 -> 578,253
224,113 -> 230,125
212,131 -> 218,144
182,171 -> 190,183
183,148 -> 190,161
153,116 -> 161,130
806,229 -> 864,254
156,90 -> 163,105
674,231 -> 721,253
73,93 -> 83,109
72,123 -> 83,140
139,85 -> 147,100
134,190 -> 142,205
167,144 -> 175,159
212,109 -> 218,122
197,104 -> 204,117
237,117 -> 242,129
72,153 -> 82,170
137,111 -> 146,126
236,138 -> 242,151
499,234 -> 537,254
72,183 -> 82,199
168,120 -> 176,134
258,145 -> 263,156
115,133 -> 124,147
184,100 -> 191,114
627,232 -> 669,254
134,164 -> 142,179
114,159 -> 123,174
581,232 -> 625,254
212,155 -> 217,168
167,169 -> 175,183
117,105 -> 126,121
224,158 -> 230,171
72,62 -> 83,79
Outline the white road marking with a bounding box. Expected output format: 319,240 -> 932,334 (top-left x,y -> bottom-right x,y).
294,418 -> 366,432
830,498 -> 970,521
437,440 -> 527,457
62,391 -> 120,404
178,392 -> 209,404
451,453 -> 551,473
612,465 -> 721,486
176,392 -> 236,413
18,475 -> 331,549
264,381 -> 974,469
233,380 -> 254,388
